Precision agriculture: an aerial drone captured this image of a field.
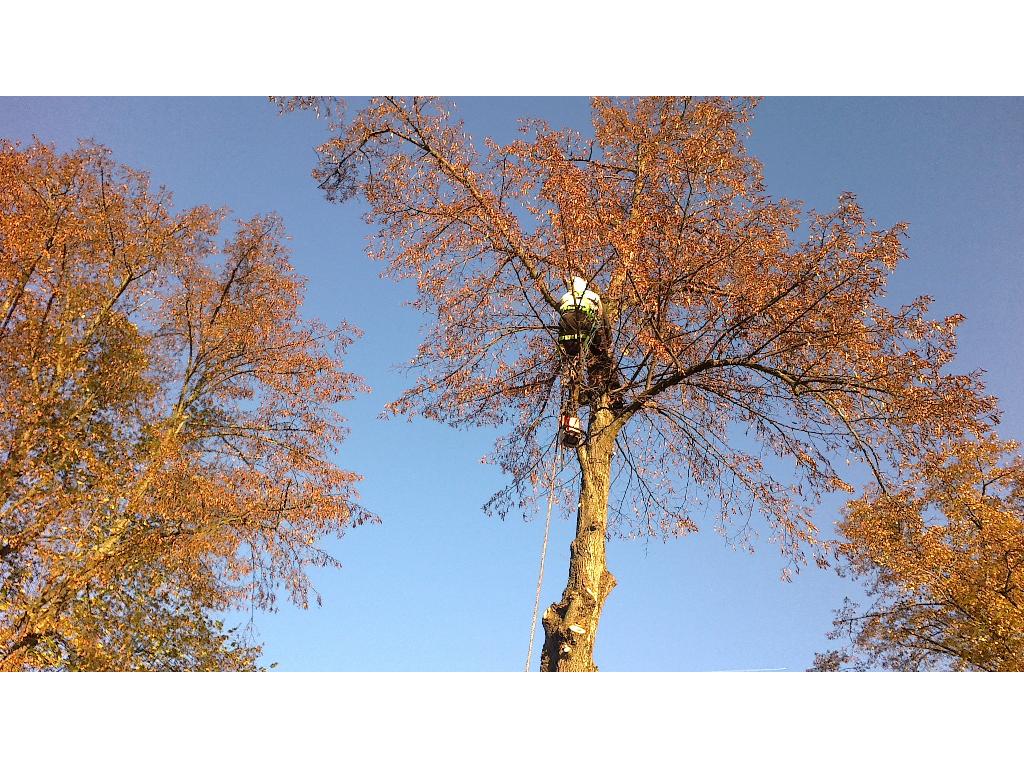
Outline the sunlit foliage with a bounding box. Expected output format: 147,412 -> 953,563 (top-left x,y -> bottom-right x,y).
285,97 -> 992,670
817,436 -> 1023,671
0,140 -> 367,670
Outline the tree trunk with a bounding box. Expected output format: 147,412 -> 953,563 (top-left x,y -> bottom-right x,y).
540,399 -> 618,671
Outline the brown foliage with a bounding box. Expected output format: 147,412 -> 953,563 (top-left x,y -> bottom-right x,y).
0,140 -> 367,670
285,96 -> 993,669
818,435 -> 1024,671
294,96 -> 989,553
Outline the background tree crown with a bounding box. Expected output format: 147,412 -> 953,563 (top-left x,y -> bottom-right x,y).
0,139 -> 367,670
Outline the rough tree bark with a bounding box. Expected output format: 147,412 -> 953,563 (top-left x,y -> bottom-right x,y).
540,397 -> 620,672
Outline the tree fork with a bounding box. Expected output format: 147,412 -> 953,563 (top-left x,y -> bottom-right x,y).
540,401 -> 618,671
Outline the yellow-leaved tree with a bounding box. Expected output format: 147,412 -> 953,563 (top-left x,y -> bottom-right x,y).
0,140 -> 368,670
816,434 -> 1023,671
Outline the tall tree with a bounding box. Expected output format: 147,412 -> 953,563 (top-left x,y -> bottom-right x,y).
0,139 -> 367,670
288,97 -> 990,671
814,435 -> 1024,671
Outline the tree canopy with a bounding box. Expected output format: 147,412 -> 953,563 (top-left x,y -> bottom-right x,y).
0,98 -> 1011,672
817,434 -> 1024,671
0,139 -> 367,670
287,96 -> 994,669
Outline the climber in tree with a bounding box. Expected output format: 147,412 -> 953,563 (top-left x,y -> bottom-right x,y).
556,277 -> 604,447
557,276 -> 602,356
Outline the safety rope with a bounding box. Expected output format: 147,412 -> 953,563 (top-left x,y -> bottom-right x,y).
524,442 -> 562,672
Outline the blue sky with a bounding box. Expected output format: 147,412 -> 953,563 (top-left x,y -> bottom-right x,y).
2,97 -> 1021,671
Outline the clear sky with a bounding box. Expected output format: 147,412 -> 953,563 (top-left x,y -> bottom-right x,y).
2,97 -> 1021,671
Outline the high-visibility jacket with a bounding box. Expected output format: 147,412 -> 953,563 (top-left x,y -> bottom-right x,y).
557,278 -> 602,349
558,277 -> 602,321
